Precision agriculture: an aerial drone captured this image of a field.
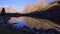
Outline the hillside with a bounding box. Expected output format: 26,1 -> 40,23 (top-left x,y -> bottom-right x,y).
23,0 -> 59,13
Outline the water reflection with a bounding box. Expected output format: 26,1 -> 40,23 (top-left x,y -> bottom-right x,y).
12,21 -> 26,29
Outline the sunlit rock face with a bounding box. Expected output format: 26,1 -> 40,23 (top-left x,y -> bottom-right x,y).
23,0 -> 58,13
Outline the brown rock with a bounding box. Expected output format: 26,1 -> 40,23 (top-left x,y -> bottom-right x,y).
23,0 -> 59,13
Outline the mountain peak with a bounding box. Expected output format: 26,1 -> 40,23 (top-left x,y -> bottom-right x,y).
0,6 -> 23,14
23,0 -> 59,13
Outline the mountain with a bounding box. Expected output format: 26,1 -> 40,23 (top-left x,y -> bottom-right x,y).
0,6 -> 23,13
23,0 -> 58,13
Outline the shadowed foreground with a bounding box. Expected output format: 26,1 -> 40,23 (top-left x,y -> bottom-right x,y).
0,24 -> 60,34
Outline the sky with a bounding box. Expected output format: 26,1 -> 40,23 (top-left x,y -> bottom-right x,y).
0,0 -> 38,9
0,0 -> 54,9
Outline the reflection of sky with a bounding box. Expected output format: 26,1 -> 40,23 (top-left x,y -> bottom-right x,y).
0,0 -> 54,9
12,21 -> 26,28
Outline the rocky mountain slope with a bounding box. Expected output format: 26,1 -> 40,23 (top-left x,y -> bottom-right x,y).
23,0 -> 59,13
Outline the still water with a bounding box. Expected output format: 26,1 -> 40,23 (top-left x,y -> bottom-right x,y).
12,21 -> 26,28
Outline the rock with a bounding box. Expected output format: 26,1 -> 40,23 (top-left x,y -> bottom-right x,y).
23,0 -> 58,13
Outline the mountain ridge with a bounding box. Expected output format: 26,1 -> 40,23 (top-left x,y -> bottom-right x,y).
0,6 -> 23,13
